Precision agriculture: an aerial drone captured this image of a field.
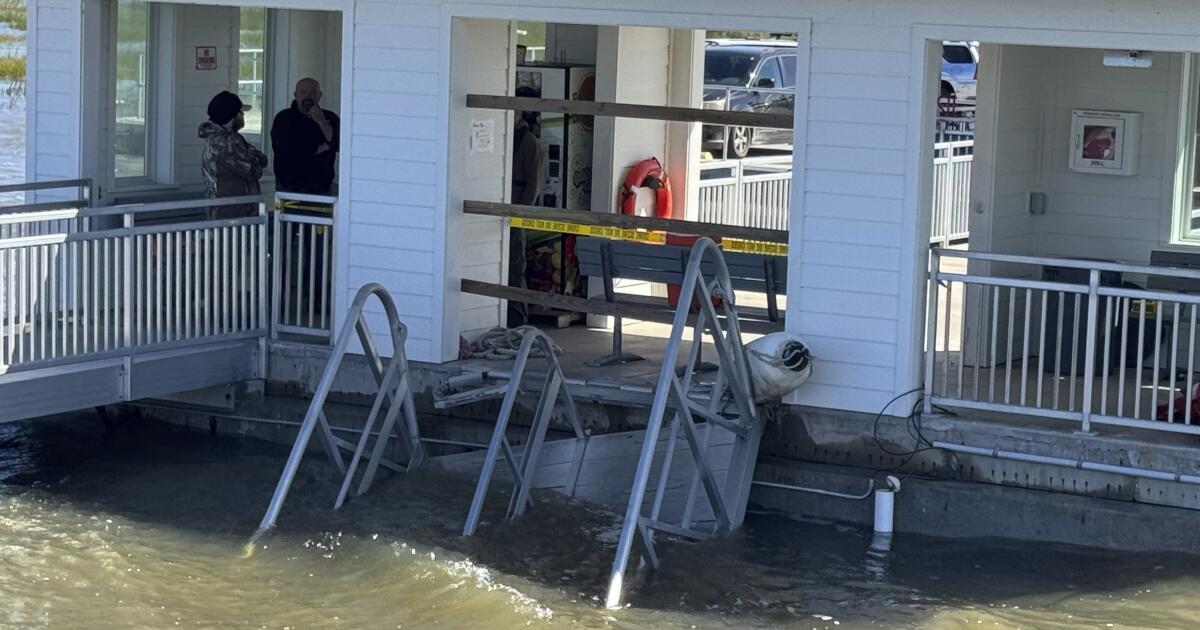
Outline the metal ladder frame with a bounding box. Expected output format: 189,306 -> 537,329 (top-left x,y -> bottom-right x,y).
256,283 -> 424,533
604,237 -> 761,609
449,329 -> 589,536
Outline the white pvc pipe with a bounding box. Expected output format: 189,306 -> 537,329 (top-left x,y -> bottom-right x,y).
873,489 -> 895,534
933,441 -> 1200,485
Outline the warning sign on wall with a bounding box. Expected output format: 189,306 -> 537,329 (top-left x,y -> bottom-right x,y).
196,47 -> 217,71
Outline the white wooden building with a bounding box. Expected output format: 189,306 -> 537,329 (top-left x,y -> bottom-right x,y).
23,0 -> 1200,425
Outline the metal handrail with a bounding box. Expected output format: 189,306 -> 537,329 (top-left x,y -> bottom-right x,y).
604,237 -> 759,609
934,247 -> 1200,281
256,282 -> 423,534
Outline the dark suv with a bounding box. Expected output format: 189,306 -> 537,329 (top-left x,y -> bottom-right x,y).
703,40 -> 797,159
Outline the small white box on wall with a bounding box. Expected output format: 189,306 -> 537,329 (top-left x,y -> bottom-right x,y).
1069,110 -> 1142,176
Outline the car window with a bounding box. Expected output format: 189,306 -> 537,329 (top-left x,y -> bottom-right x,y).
942,45 -> 973,64
779,55 -> 796,88
755,57 -> 784,89
705,50 -> 761,86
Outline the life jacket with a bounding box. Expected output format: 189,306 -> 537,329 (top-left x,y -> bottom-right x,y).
620,157 -> 673,218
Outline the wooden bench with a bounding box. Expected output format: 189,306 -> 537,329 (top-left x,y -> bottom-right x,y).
575,236 -> 786,365
1148,250 -> 1200,292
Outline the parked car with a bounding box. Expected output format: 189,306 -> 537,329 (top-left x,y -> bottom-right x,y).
702,39 -> 797,159
941,41 -> 979,107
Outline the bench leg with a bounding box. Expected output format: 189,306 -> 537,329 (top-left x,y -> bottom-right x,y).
588,241 -> 644,367
588,315 -> 645,366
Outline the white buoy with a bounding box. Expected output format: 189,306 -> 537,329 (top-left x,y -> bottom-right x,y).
873,475 -> 901,534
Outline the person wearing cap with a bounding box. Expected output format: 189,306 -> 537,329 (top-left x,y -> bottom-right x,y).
271,78 -> 340,195
198,90 -> 268,218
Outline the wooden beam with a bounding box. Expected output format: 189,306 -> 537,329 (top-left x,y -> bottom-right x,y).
460,279 -> 785,333
463,200 -> 789,244
466,94 -> 794,130
462,279 -> 675,323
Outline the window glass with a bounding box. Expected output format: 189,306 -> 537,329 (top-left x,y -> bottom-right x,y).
704,49 -> 760,86
114,0 -> 149,179
755,57 -> 783,89
942,45 -> 974,64
780,55 -> 796,88
238,7 -> 268,148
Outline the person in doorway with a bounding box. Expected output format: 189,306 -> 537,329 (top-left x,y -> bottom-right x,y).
507,86 -> 542,327
198,90 -> 268,219
272,78 -> 341,194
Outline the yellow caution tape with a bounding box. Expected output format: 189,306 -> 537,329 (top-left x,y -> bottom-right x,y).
511,216 -> 666,244
509,216 -> 787,255
722,238 -> 788,256
274,199 -> 334,214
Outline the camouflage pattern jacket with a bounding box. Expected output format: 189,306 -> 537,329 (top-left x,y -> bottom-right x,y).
198,121 -> 268,201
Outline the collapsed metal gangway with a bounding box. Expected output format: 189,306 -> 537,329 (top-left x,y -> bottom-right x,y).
254,238 -> 763,610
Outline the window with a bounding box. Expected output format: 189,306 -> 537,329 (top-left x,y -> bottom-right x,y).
942,44 -> 974,64
754,57 -> 783,89
1175,57 -> 1200,241
780,55 -> 796,88
114,0 -> 150,180
238,7 -> 268,149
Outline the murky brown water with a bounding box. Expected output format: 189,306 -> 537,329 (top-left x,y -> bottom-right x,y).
2,414 -> 1200,629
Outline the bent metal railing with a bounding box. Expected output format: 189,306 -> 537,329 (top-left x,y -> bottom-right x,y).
926,248 -> 1200,436
604,237 -> 761,609
0,195 -> 267,373
256,283 -> 424,535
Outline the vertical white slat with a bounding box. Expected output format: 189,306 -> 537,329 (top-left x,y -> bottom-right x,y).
989,286 -> 999,403
1168,302 -> 1181,423
1020,288 -> 1031,406
1134,301 -> 1147,420
321,225 -> 331,331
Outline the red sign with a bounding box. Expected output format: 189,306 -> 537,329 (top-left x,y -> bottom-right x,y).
196,46 -> 217,71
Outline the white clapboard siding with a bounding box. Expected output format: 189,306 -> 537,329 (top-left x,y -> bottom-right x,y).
29,0 -> 81,188
344,1 -> 442,359
789,22 -> 910,412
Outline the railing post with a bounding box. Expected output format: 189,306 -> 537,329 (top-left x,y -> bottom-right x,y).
270,206 -> 282,340
121,212 -> 134,401
1080,269 -> 1100,434
924,249 -> 941,414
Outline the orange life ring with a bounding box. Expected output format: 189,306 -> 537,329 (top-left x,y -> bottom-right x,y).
620,157 -> 673,218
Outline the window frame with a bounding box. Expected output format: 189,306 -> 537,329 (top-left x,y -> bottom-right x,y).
110,1 -> 182,195
1172,53 -> 1200,244
237,6 -> 273,153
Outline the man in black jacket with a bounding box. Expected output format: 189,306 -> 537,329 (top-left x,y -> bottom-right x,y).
271,78 -> 340,194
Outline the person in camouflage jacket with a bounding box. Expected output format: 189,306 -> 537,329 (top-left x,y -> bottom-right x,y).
199,91 -> 268,219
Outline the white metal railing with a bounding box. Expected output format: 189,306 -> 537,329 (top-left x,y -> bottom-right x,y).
935,116 -> 975,142
926,248 -> 1200,436
930,139 -> 973,245
0,196 -> 267,372
272,192 -> 335,340
0,179 -> 94,239
694,157 -> 791,230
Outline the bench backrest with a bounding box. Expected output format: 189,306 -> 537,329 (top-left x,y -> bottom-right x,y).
575,237 -> 787,295
1148,250 -> 1200,292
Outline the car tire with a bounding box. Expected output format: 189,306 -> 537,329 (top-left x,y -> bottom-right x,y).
727,126 -> 752,159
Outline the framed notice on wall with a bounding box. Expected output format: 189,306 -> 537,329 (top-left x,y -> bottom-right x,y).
196,47 -> 217,71
1069,110 -> 1142,176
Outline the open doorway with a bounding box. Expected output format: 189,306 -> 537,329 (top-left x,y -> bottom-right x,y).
446,18 -> 800,364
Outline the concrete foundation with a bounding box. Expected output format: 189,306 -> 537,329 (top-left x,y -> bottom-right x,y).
131,338 -> 1200,556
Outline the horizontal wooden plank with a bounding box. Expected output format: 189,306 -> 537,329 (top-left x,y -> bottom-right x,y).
462,279 -> 674,322
461,279 -> 784,332
466,94 -> 793,130
463,200 -> 789,243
